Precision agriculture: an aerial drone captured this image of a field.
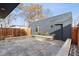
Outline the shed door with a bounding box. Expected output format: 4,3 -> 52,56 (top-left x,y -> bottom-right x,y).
54,24 -> 63,40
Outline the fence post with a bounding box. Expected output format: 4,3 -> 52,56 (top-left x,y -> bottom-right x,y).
28,28 -> 32,37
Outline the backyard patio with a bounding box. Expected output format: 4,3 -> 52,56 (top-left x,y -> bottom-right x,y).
0,36 -> 64,56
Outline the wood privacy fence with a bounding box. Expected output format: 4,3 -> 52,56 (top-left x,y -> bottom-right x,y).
0,28 -> 32,40
72,27 -> 78,44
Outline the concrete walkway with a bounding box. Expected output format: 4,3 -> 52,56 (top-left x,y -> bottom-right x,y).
0,36 -> 64,56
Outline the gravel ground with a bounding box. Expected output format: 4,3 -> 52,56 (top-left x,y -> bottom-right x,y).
0,36 -> 64,56
69,44 -> 79,56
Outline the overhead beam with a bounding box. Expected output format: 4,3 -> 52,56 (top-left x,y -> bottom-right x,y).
0,3 -> 19,18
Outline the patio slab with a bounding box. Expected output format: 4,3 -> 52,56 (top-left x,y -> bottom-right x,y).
0,36 -> 64,56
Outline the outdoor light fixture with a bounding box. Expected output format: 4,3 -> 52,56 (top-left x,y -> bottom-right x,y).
0,8 -> 6,11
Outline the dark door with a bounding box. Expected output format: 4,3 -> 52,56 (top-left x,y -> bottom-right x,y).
54,24 -> 63,40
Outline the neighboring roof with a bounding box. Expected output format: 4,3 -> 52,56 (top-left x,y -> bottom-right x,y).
0,3 -> 19,18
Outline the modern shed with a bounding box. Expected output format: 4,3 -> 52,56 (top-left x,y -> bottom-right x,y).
30,12 -> 72,41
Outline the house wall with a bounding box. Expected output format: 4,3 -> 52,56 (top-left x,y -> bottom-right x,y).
30,12 -> 72,41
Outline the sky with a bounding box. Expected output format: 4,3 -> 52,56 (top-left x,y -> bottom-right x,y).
8,3 -> 79,27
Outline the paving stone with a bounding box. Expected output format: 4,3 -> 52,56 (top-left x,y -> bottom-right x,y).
0,36 -> 64,56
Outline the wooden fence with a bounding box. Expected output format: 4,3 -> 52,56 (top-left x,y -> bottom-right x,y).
71,27 -> 79,48
72,27 -> 78,44
0,28 -> 32,40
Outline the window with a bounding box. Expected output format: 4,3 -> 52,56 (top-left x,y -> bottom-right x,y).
36,26 -> 40,32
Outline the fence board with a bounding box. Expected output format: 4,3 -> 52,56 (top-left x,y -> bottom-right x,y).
0,28 -> 32,40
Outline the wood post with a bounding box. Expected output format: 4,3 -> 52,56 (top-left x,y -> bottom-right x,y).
27,28 -> 32,37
